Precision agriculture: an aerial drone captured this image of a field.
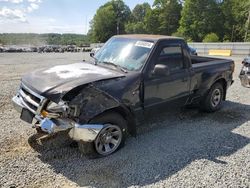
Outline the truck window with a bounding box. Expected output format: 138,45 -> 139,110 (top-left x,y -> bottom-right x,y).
157,46 -> 184,73
95,37 -> 154,71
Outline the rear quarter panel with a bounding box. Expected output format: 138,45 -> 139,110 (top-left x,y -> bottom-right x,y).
191,59 -> 234,97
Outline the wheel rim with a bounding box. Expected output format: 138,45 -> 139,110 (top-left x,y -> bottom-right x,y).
94,124 -> 122,155
211,88 -> 222,107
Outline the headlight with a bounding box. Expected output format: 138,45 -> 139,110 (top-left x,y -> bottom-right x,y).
243,66 -> 250,72
41,101 -> 69,118
46,101 -> 68,113
42,101 -> 78,119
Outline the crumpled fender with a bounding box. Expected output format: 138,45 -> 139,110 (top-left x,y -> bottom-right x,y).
68,85 -> 136,136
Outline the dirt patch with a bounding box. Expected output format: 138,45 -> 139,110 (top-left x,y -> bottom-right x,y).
0,136 -> 32,156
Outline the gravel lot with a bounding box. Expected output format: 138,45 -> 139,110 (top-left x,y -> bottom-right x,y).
0,53 -> 249,188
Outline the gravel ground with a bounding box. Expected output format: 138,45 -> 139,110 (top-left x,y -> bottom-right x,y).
0,53 -> 249,188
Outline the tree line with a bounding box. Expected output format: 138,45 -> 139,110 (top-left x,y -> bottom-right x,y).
0,33 -> 89,46
88,0 -> 250,43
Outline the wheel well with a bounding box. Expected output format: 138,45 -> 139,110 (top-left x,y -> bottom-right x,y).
214,78 -> 227,100
94,106 -> 137,137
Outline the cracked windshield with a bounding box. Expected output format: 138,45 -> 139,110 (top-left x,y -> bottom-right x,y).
95,37 -> 154,71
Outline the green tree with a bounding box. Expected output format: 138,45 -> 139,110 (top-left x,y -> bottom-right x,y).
203,33 -> 219,42
153,0 -> 182,35
143,0 -> 182,35
125,3 -> 151,34
222,0 -> 250,42
144,8 -> 161,34
89,0 -> 131,42
91,5 -> 117,42
178,0 -> 223,42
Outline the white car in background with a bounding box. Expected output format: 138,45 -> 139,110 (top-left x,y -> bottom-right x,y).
90,47 -> 101,57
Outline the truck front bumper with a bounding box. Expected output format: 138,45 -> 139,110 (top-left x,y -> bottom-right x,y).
12,95 -> 23,113
239,74 -> 250,88
12,94 -> 103,142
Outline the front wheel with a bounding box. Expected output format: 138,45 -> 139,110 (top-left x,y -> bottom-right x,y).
94,124 -> 123,156
78,112 -> 127,158
200,83 -> 224,112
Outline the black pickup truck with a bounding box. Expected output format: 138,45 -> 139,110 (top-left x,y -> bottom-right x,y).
13,35 -> 234,157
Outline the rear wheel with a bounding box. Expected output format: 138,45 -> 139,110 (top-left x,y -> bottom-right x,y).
200,83 -> 224,112
78,112 -> 127,158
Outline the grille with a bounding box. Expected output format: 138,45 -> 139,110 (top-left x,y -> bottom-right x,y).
18,84 -> 45,114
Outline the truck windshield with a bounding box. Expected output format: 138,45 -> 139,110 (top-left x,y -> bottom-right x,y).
94,37 -> 154,71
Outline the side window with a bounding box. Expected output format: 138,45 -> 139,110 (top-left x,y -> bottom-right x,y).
157,46 -> 184,72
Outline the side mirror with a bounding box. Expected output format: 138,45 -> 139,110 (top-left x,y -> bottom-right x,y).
90,47 -> 100,58
153,64 -> 170,77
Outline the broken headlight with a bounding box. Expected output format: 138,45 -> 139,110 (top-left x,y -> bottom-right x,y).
42,101 -> 79,119
46,101 -> 68,113
41,101 -> 69,118
242,66 -> 250,74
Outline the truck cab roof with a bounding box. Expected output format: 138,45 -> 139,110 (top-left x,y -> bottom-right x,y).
113,34 -> 183,42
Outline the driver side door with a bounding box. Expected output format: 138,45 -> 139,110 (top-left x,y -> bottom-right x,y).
143,42 -> 191,111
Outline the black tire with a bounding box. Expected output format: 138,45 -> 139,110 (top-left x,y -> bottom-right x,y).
200,82 -> 224,112
78,112 -> 128,158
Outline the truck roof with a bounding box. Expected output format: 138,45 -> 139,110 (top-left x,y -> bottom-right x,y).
113,34 -> 182,42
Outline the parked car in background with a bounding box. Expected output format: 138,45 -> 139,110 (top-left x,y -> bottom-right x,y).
188,45 -> 198,55
90,47 -> 101,57
239,57 -> 250,88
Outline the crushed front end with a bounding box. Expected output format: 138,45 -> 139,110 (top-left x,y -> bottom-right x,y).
12,83 -> 104,142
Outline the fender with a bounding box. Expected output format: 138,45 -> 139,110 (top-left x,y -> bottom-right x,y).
195,72 -> 228,98
68,85 -> 136,136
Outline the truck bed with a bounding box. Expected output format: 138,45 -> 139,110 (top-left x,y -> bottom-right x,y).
191,56 -> 231,65
191,56 -> 234,70
189,55 -> 234,97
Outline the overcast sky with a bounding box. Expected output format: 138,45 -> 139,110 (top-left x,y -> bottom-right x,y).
0,0 -> 154,34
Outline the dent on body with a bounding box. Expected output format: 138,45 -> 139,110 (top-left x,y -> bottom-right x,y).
68,85 -> 120,124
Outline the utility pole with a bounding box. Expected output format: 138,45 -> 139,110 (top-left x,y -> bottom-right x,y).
116,0 -> 121,35
117,19 -> 120,35
244,10 -> 250,42
231,25 -> 235,42
115,0 -> 124,35
85,16 -> 88,35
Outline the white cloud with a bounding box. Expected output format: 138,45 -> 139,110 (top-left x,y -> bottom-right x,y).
0,0 -> 23,4
27,3 -> 39,12
48,18 -> 56,23
0,0 -> 42,22
0,0 -> 87,34
0,7 -> 27,22
27,0 -> 41,3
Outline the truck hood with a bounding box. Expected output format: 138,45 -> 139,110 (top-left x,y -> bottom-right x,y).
21,62 -> 125,102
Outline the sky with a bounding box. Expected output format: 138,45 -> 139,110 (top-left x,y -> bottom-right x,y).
0,0 -> 154,34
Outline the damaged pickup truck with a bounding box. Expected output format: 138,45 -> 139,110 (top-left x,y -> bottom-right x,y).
13,35 -> 234,157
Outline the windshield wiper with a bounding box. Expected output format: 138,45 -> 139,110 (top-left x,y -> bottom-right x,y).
100,61 -> 128,73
